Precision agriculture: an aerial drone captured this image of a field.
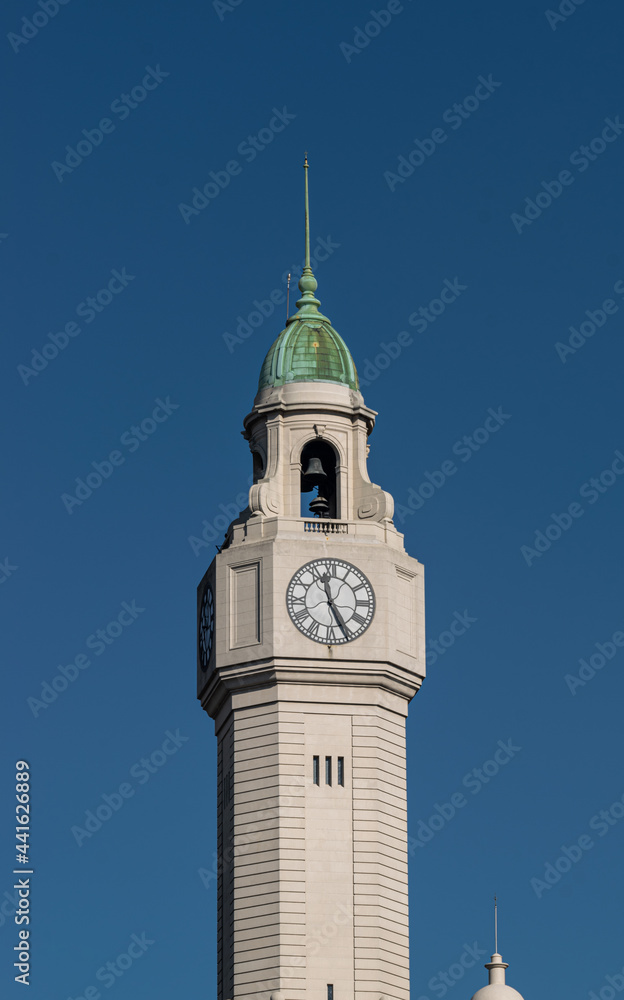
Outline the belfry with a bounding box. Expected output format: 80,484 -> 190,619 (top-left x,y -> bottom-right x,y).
197,158 -> 426,1000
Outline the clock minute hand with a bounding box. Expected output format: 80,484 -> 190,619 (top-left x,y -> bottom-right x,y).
321,573 -> 348,633
330,602 -> 348,632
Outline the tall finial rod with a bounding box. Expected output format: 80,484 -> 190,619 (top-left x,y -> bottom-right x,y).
304,152 -> 310,271
295,152 -> 320,312
494,895 -> 498,954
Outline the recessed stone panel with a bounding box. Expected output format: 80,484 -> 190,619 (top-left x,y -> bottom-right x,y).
230,562 -> 261,648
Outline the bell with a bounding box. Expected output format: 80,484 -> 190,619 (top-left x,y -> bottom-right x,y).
309,493 -> 330,517
301,456 -> 327,492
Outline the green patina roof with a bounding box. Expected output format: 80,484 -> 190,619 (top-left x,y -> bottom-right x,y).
257,155 -> 359,394
258,307 -> 359,391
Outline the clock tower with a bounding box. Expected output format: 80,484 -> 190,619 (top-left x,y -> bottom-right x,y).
197,159 -> 425,1000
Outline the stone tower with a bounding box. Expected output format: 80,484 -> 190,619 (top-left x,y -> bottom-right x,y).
197,159 -> 426,1000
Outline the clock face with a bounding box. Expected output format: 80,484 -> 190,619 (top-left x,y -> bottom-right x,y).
199,585 -> 215,671
286,558 -> 375,645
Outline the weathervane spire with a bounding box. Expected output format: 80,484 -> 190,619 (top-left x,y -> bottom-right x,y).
294,152 -> 321,318
304,152 -> 310,271
494,895 -> 498,954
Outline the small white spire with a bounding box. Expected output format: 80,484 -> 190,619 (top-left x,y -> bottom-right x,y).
485,953 -> 509,986
469,900 -> 525,1000
484,897 -> 508,986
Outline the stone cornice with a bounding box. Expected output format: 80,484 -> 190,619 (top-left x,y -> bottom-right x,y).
200,657 -> 423,730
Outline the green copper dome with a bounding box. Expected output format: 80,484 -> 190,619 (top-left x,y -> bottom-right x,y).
258,301 -> 359,392
257,155 -> 359,393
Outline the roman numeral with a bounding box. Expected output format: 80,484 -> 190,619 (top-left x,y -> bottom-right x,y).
351,612 -> 367,626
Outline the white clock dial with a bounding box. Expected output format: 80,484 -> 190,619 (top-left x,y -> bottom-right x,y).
286,558 -> 375,645
199,585 -> 215,671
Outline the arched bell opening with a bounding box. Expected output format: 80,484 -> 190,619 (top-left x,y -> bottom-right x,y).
299,440 -> 338,519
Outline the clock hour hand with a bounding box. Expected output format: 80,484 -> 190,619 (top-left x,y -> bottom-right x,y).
320,572 -> 333,601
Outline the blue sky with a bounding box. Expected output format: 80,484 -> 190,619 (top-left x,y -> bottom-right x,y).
3,1 -> 624,998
